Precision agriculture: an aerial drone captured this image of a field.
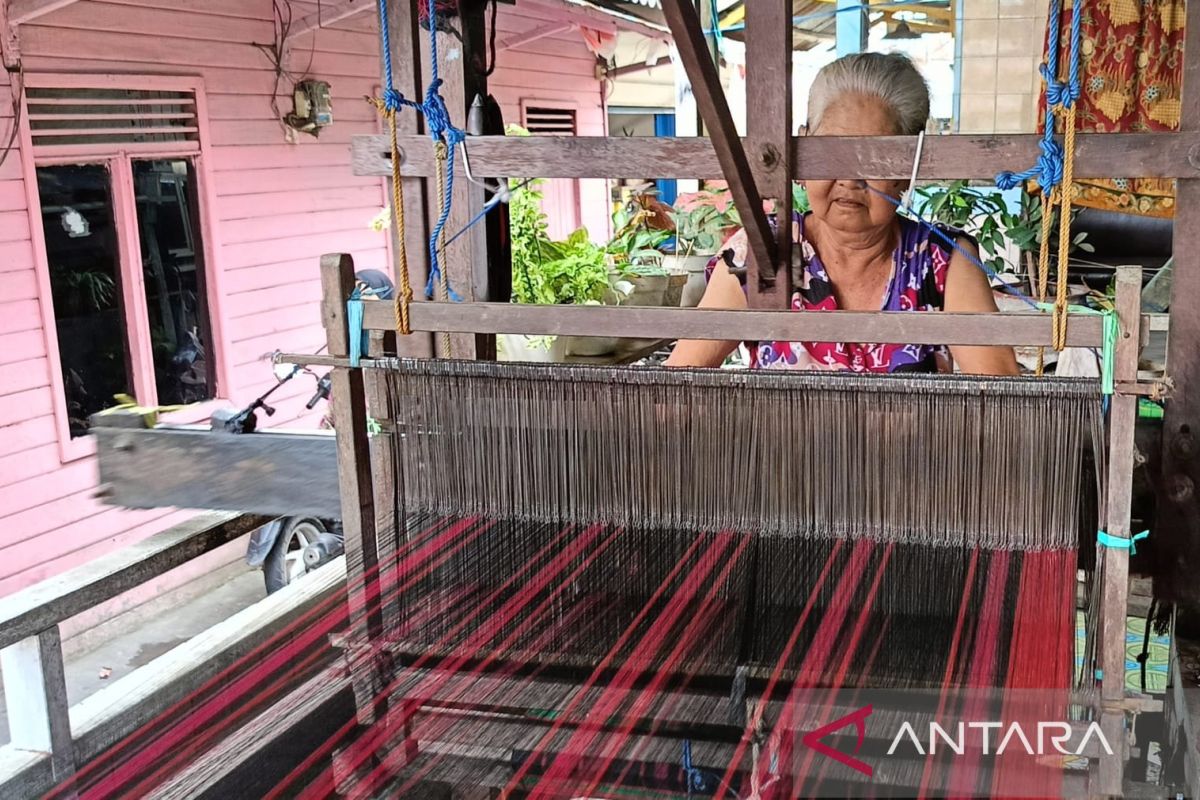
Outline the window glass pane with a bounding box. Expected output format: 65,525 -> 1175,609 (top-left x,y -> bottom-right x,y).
37,163 -> 128,438
133,159 -> 215,405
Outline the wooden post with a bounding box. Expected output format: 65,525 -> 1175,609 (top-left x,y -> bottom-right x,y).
320,253 -> 385,724
1157,0 -> 1200,609
1,627 -> 74,782
1097,265 -> 1142,795
659,0 -> 776,277
384,0 -> 433,360
744,0 -> 793,308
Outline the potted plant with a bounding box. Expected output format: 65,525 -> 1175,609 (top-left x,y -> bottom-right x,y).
505,180 -> 616,359
605,199 -> 679,307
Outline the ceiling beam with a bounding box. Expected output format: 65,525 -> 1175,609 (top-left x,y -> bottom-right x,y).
292,0 -> 372,36
498,22 -> 572,52
9,0 -> 80,26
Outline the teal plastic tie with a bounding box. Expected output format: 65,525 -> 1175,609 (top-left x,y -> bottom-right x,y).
347,297 -> 365,367
1097,529 -> 1150,555
1034,302 -> 1117,395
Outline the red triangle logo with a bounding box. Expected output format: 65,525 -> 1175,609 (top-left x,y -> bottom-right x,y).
800,704 -> 874,777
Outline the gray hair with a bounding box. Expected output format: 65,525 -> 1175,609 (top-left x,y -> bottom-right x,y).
808,52 -> 930,136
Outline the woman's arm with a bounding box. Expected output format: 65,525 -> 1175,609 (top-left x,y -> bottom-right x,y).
663,257 -> 746,367
943,239 -> 1020,376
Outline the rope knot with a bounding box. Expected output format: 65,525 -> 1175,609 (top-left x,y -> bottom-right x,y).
382,87 -> 405,111
1036,138 -> 1065,190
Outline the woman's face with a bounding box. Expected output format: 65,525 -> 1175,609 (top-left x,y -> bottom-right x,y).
805,93 -> 909,235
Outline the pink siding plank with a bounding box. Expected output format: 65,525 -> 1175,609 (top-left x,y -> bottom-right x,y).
219,186 -> 384,220
208,119 -> 370,147
224,231 -> 384,271
0,487 -> 107,543
0,415 -> 58,457
224,299 -> 330,342
214,166 -> 379,195
206,93 -> 379,124
0,442 -> 61,485
222,259 -> 322,295
96,0 -> 274,21
222,207 -> 379,245
0,300 -> 42,335
0,507 -> 184,590
0,240 -> 35,273
0,457 -> 94,517
210,146 -> 364,172
0,268 -> 38,300
0,357 -> 51,395
226,282 -> 323,318
231,327 -> 327,369
0,386 -> 55,427
42,1 -> 380,57
0,180 -> 28,213
0,329 -> 47,363
20,28 -> 381,78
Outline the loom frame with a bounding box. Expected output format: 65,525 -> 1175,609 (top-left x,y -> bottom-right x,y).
302,1 -> 1190,794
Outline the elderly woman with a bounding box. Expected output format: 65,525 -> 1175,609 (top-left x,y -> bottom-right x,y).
667,53 -> 1019,376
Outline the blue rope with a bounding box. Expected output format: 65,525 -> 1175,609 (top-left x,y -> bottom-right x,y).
376,0 -> 466,300
995,0 -> 1084,193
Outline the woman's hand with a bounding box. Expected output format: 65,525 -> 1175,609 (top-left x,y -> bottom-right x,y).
663,255 -> 747,368
943,238 -> 1020,376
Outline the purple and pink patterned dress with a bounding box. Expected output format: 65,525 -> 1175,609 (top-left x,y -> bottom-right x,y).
711,214 -> 962,373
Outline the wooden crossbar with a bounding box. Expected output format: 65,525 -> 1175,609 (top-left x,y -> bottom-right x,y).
354,298 -> 1106,348
351,131 -> 1200,180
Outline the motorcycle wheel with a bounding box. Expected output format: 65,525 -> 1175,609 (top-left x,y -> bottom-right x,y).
263,517 -> 327,594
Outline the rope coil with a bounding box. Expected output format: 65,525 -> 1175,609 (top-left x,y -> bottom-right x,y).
370,0 -> 466,336
994,0 -> 1085,361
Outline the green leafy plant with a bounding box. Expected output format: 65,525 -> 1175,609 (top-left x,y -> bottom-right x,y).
915,181 -> 1093,274
607,205 -> 670,272
671,204 -> 735,256
509,181 -> 609,305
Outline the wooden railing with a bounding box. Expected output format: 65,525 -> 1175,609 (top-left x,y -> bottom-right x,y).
0,512 -> 272,797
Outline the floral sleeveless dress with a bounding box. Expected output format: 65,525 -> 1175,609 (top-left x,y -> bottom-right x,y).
711,214 -> 962,373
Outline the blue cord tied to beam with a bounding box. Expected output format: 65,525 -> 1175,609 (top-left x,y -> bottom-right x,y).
1098,529 -> 1150,555
376,0 -> 466,301
993,0 -> 1083,193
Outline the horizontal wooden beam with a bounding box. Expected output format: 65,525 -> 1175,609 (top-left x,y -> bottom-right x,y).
359,301 -> 1107,348
352,131 -> 1200,180
94,426 -> 339,518
9,0 -> 78,26
292,0 -> 372,36
497,22 -> 572,51
0,512 -> 267,651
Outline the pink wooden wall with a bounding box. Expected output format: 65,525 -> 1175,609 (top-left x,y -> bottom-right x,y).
0,0 -> 612,600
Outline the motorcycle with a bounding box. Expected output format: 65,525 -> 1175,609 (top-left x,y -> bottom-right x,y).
225,269 -> 395,594
215,360 -> 343,594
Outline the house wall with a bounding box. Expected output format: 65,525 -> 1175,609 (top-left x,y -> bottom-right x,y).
957,0 -> 1048,134
0,0 -> 612,605
490,3 -> 611,240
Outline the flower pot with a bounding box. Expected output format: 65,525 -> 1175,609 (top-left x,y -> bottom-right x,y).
661,252 -> 713,274
610,272 -> 670,306
663,273 -> 687,307
497,332 -> 565,363
661,252 -> 715,308
563,335 -> 620,357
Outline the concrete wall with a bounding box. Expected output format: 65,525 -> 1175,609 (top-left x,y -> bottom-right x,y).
957,0 -> 1049,134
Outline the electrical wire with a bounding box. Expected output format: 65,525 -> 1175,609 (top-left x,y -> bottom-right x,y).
481,0 -> 499,78
0,67 -> 25,170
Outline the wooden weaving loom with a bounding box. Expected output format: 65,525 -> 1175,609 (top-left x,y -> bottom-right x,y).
76,0 -> 1200,797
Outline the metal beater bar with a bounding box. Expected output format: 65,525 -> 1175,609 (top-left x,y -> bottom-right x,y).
354,300 -> 1106,347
